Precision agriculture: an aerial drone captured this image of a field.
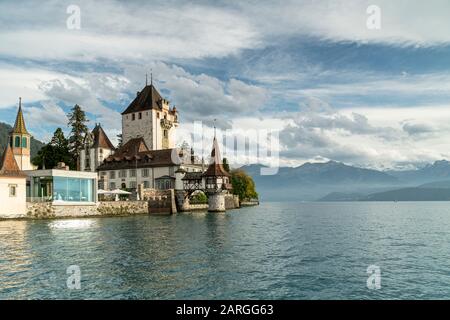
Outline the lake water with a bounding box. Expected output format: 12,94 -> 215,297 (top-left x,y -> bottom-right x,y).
1,202 -> 450,299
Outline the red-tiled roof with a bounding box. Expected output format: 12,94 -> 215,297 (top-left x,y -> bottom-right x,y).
0,145 -> 26,178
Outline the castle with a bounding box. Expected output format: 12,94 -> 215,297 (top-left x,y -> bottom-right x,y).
80,81 -> 234,211
0,81 -> 235,218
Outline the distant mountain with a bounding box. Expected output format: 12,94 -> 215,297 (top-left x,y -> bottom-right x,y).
0,122 -> 45,158
419,180 -> 450,188
362,187 -> 450,201
318,192 -> 365,201
242,159 -> 450,201
387,160 -> 450,184
241,161 -> 400,201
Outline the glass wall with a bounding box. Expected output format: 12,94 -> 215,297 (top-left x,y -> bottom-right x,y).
53,177 -> 94,202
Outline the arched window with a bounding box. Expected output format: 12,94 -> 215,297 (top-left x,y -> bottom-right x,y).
14,136 -> 20,148
22,137 -> 27,148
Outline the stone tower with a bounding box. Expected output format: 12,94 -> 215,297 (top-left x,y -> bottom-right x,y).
121,81 -> 178,150
9,98 -> 32,171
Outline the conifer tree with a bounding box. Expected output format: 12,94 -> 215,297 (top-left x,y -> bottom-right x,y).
67,104 -> 88,170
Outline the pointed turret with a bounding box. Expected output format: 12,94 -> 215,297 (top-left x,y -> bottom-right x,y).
203,137 -> 231,177
11,98 -> 30,135
9,98 -> 32,170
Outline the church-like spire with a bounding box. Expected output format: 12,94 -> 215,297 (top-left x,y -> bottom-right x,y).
12,97 -> 30,135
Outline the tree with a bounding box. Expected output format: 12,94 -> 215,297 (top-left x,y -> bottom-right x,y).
116,133 -> 123,148
231,169 -> 258,201
222,158 -> 230,172
67,104 -> 88,170
32,128 -> 74,169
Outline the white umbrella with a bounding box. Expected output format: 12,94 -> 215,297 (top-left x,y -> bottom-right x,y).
97,189 -> 108,194
111,189 -> 131,195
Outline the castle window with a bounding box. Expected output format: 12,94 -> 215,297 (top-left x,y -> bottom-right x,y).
9,184 -> 17,197
157,112 -> 160,119
142,168 -> 149,177
109,182 -> 116,190
14,136 -> 20,147
130,169 -> 136,178
143,181 -> 150,188
109,171 -> 116,179
130,181 -> 137,189
22,137 -> 27,148
132,114 -> 136,121
164,130 -> 168,138
119,170 -> 127,178
138,112 -> 142,119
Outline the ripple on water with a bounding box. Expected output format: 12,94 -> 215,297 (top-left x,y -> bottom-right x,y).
1,202 -> 450,299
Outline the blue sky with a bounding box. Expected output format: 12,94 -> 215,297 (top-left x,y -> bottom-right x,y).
1,0 -> 450,169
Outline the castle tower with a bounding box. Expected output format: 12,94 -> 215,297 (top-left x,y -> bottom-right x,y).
203,136 -> 232,212
121,81 -> 178,150
9,98 -> 32,171
80,123 -> 115,172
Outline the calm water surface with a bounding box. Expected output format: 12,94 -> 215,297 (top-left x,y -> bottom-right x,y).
1,202 -> 450,299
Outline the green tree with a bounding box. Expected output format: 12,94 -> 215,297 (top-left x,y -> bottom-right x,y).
190,192 -> 208,204
32,128 -> 74,169
116,133 -> 123,148
222,158 -> 230,172
67,104 -> 88,169
231,169 -> 258,201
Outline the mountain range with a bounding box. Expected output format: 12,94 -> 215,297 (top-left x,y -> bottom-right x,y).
241,160 -> 450,201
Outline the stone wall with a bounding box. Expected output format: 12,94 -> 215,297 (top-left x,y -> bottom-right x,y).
97,201 -> 149,216
139,187 -> 177,214
225,194 -> 240,210
26,201 -> 150,219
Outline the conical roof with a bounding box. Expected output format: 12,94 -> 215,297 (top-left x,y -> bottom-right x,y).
203,137 -> 230,177
0,144 -> 26,177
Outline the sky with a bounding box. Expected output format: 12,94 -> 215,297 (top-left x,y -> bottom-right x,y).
1,0 -> 450,170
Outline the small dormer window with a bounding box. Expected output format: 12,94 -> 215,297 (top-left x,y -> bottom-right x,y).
14,136 -> 20,147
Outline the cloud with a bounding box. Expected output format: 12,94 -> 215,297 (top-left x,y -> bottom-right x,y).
123,62 -> 269,127
0,0 -> 259,62
276,97 -> 450,169
402,121 -> 435,136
